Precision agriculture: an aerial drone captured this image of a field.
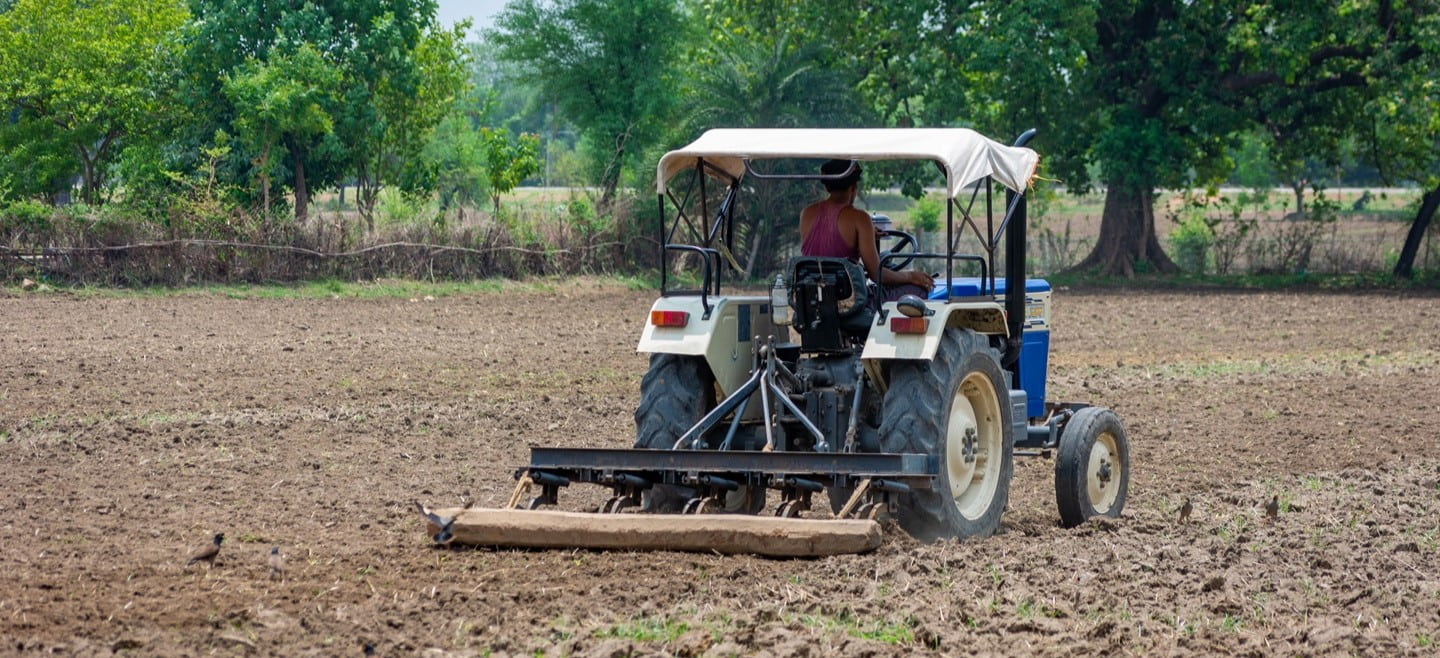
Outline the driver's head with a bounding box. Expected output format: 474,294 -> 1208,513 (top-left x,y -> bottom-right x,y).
820,159 -> 862,192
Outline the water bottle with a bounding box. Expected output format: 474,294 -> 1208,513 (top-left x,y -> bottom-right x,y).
770,274 -> 790,326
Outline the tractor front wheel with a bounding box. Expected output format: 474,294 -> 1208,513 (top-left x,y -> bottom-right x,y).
880,328 -> 1013,541
1054,406 -> 1130,527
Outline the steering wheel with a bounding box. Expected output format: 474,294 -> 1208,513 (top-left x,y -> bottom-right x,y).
876,228 -> 919,271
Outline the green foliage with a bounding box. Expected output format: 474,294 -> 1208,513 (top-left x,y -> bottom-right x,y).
161,144 -> 246,237
375,188 -> 438,228
592,616 -> 689,643
480,128 -> 541,213
680,33 -> 859,133
1168,214 -> 1213,274
0,199 -> 55,240
565,196 -> 609,237
424,113 -> 490,216
181,0 -> 465,224
222,43 -> 342,213
0,111 -> 75,202
909,196 -> 943,235
1227,131 -> 1276,189
113,141 -> 181,219
0,0 -> 189,203
794,611 -> 920,646
369,19 -> 472,207
491,0 -> 687,205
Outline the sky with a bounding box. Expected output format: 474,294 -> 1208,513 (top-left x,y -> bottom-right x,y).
436,0 -> 508,36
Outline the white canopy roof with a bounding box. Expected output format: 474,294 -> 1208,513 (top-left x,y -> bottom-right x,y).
655,128 -> 1039,198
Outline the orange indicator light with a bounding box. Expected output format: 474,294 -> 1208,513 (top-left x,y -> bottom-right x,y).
650,310 -> 689,327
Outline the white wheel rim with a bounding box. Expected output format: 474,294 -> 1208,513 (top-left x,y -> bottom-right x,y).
946,371 -> 1003,520
1087,431 -> 1121,513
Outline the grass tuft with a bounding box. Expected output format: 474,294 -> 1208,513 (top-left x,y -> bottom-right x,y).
592,616 -> 690,643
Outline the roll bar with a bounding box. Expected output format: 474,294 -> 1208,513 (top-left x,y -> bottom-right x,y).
656,130 -> 1038,374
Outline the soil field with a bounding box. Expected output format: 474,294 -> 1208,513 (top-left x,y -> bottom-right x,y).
3,281 -> 1440,656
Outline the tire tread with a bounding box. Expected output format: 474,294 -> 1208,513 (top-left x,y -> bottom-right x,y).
880,329 -> 1013,541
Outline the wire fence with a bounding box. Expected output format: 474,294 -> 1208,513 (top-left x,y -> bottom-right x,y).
1,238 -> 634,286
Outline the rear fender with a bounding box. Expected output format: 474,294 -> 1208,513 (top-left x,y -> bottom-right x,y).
860,300 -> 1007,361
636,295 -> 788,398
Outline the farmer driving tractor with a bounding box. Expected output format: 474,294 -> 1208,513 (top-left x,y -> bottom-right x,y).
799,159 -> 933,301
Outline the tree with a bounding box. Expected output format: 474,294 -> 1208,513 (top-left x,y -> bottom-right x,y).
1062,2 -> 1240,275
1220,3 -> 1368,218
680,34 -> 858,132
490,0 -> 687,207
806,1 -> 1438,277
349,16 -> 471,228
1216,0 -> 1440,277
181,0 -> 463,225
1359,4 -> 1440,278
677,16 -> 868,276
794,1 -> 1230,275
0,0 -> 188,204
479,128 -> 540,213
423,112 -> 489,218
0,108 -> 74,202
223,44 -> 341,220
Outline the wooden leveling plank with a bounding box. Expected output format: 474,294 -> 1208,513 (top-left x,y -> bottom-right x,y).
425,507 -> 883,557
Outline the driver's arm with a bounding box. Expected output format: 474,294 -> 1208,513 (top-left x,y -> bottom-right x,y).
849,209 -> 932,289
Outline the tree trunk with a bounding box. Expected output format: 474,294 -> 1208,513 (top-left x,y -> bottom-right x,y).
741,228 -> 763,280
1068,184 -> 1178,277
597,128 -> 630,210
291,141 -> 308,224
598,167 -> 619,210
356,168 -> 377,233
258,141 -> 271,220
1393,183 -> 1440,279
74,133 -> 117,205
75,144 -> 95,205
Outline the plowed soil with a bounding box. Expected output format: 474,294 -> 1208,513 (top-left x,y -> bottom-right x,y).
3,281 -> 1439,656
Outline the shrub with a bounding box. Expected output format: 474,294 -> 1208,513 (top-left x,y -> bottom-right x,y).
1168,214 -> 1213,274
376,188 -> 438,228
909,195 -> 943,234
1,199 -> 55,241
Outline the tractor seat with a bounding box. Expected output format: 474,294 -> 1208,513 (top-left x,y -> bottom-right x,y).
786,257 -> 873,352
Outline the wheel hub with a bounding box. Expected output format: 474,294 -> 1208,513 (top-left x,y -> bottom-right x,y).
1086,432 -> 1122,513
962,427 -> 977,463
946,373 -> 1003,521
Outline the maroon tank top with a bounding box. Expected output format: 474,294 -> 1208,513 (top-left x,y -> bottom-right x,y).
801,201 -> 859,260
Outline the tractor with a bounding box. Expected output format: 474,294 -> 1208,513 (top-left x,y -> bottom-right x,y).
424,128 -> 1130,552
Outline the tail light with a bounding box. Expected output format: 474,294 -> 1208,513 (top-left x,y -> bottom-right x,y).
889,317 -> 928,334
650,310 -> 689,328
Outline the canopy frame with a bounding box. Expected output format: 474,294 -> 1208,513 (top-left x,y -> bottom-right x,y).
653,128 -> 1037,354
656,128 -> 1039,198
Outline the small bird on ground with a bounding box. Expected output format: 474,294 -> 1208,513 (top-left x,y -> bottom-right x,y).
414,501 -> 459,544
1178,498 -> 1193,523
1264,495 -> 1279,522
413,499 -> 474,545
362,642 -> 377,656
267,546 -> 286,580
186,533 -> 224,567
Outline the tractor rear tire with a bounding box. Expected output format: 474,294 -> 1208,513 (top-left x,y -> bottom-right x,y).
880,328 -> 1013,541
633,354 -> 764,514
1054,406 -> 1129,528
